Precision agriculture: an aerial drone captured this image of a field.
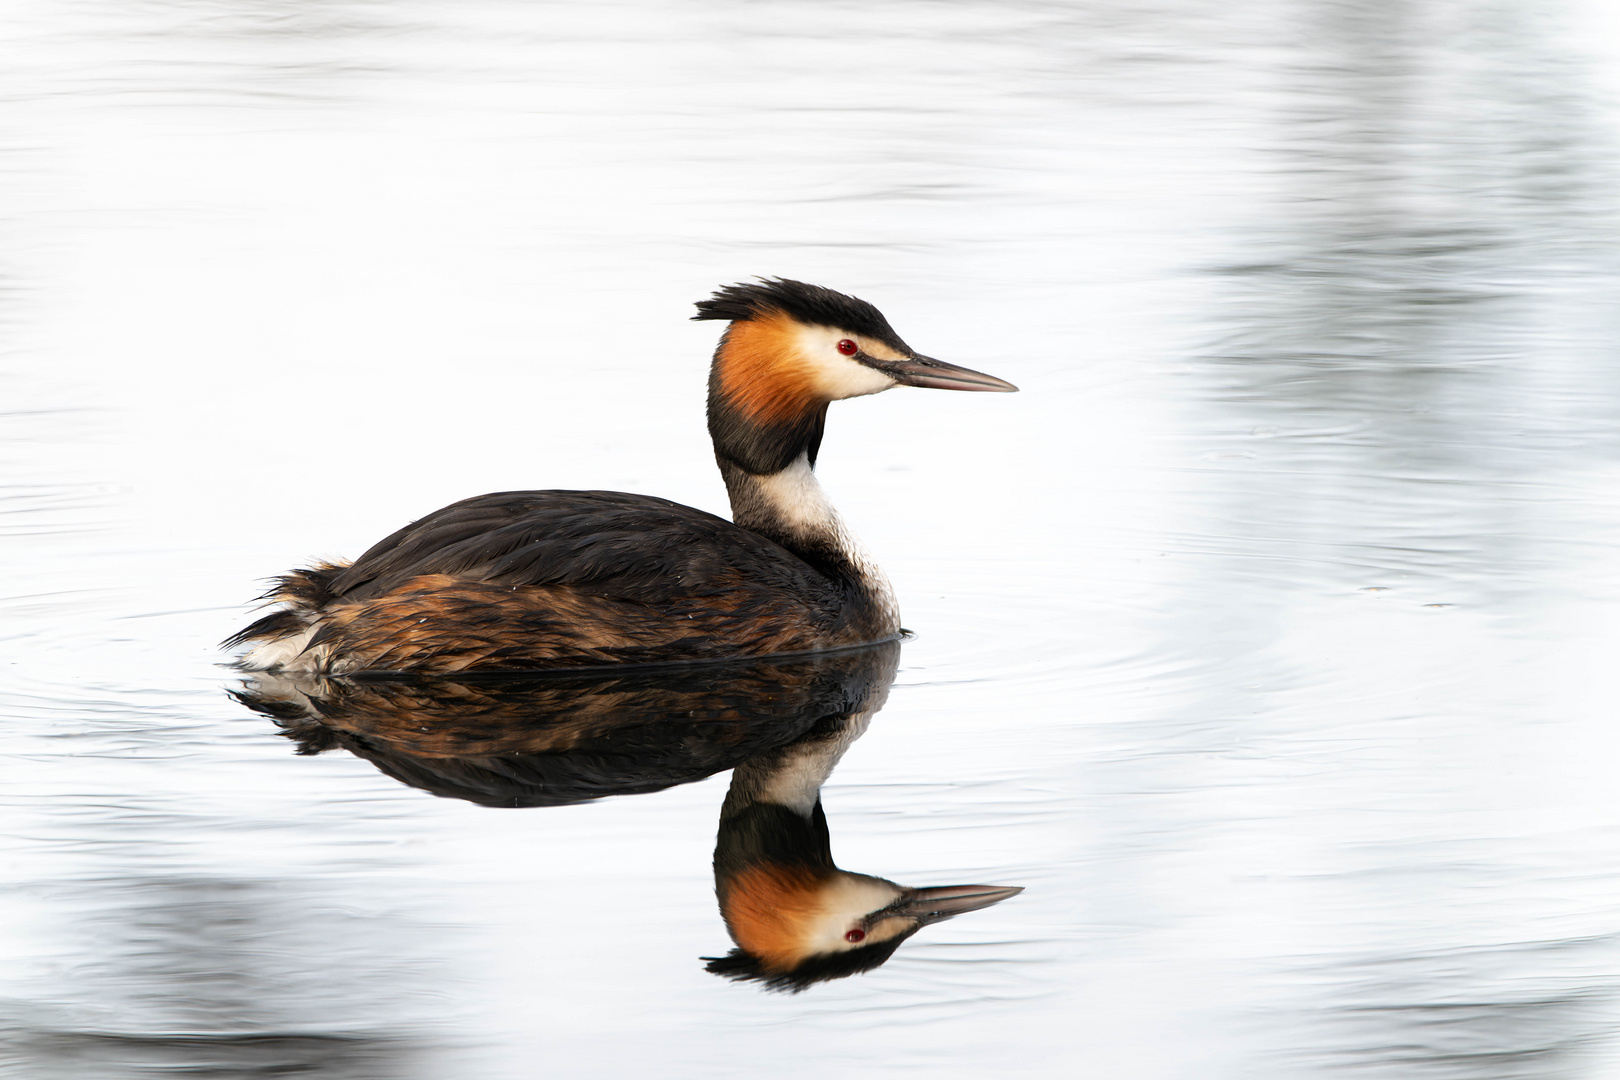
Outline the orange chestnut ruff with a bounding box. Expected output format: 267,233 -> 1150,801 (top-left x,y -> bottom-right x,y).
714,310 -> 828,426
721,862 -> 833,971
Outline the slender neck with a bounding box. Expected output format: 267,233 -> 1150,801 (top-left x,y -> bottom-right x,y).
714,710 -> 875,891
721,710 -> 875,822
718,454 -> 851,566
716,454 -> 899,634
718,641 -> 899,826
709,643 -> 901,967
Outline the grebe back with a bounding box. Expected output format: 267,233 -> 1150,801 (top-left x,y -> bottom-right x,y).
226,279 -> 1016,674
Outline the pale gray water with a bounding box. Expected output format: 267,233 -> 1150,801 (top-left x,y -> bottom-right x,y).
5,0 -> 1620,1076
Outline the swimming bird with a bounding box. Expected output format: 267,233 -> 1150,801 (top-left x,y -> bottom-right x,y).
706,700 -> 1022,991
226,279 -> 1016,674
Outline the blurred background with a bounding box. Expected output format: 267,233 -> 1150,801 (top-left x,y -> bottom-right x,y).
3,0 -> 1620,1076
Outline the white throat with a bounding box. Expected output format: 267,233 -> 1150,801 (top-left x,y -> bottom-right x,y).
750,454 -> 845,537
751,709 -> 878,816
743,454 -> 898,627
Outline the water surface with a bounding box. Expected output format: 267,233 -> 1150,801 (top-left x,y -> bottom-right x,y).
5,1 -> 1620,1076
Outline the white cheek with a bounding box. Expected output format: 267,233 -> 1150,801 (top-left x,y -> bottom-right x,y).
804,878 -> 905,954
818,360 -> 896,400
796,326 -> 897,400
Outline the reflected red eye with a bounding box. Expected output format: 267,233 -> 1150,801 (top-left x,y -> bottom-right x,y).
844,928 -> 866,943
836,339 -> 858,356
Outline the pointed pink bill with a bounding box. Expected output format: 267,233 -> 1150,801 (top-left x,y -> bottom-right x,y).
897,884 -> 1025,922
885,355 -> 1019,392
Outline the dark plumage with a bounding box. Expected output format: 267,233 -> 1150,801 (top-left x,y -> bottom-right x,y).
232,642 -> 900,808
228,491 -> 870,673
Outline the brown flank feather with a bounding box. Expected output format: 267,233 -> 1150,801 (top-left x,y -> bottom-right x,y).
304,571 -> 834,674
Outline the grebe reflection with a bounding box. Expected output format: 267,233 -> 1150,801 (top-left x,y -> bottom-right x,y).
233,642 -> 1022,989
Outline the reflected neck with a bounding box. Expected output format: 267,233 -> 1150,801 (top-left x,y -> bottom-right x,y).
715,711 -> 873,888
721,711 -> 875,821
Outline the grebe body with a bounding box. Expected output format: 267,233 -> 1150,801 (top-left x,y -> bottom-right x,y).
227,280 -> 1015,675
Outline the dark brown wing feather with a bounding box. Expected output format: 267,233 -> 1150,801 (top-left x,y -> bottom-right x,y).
326,490 -> 838,606
288,491 -> 854,672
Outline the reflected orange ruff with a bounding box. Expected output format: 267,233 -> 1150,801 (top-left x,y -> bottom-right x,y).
722,862 -> 833,971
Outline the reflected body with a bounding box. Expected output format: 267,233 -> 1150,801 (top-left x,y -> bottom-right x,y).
235,644 -> 906,808
227,280 -> 1015,675
236,641 -> 1021,988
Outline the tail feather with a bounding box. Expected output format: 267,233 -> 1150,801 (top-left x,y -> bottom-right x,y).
221,562 -> 348,651
221,609 -> 304,651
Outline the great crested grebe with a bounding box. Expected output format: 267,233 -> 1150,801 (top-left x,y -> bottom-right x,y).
226,279 -> 1016,674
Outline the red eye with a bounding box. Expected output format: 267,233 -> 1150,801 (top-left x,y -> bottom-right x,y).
845,928 -> 866,943
836,339 -> 858,356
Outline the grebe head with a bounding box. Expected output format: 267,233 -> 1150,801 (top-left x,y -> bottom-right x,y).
706,864 -> 1022,992
696,279 -> 1017,474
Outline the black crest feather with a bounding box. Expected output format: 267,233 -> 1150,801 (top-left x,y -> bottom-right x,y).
702,936 -> 911,993
693,278 -> 910,352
